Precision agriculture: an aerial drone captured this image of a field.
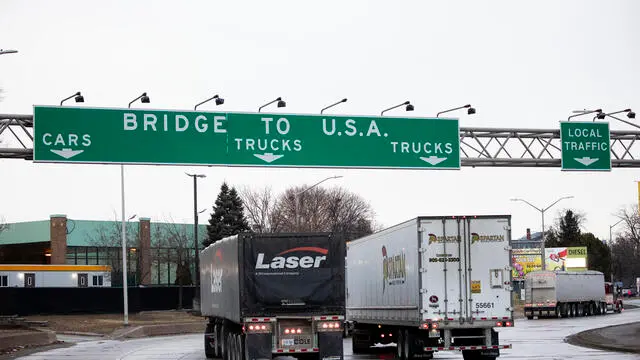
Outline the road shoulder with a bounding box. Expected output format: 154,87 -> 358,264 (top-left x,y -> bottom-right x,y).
566,321 -> 640,354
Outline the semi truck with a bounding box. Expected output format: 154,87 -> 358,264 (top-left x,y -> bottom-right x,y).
199,232 -> 345,360
524,270 -> 609,319
346,216 -> 513,360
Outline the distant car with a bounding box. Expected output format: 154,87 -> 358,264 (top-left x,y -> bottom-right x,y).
621,288 -> 637,297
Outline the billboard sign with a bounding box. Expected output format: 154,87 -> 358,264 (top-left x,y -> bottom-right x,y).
545,246 -> 588,272
512,246 -> 588,279
512,248 -> 542,280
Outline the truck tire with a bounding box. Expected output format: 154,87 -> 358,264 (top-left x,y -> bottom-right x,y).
232,333 -> 240,360
560,303 -> 568,318
396,330 -> 405,359
351,332 -> 370,354
214,323 -> 222,357
221,327 -> 229,360
238,334 -> 245,360
403,330 -> 415,360
205,323 -> 216,359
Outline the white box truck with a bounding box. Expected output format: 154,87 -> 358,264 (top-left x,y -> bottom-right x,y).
524,270 -> 608,319
346,216 -> 513,360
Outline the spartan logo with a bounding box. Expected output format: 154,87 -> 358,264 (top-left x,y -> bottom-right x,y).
382,245 -> 406,292
428,233 -> 460,245
471,233 -> 504,244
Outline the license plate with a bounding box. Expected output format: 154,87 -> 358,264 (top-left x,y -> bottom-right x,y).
281,336 -> 312,347
282,339 -> 294,346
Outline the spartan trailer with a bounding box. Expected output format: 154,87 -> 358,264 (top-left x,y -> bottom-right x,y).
524,270 -> 609,319
346,216 -> 513,360
200,232 -> 345,360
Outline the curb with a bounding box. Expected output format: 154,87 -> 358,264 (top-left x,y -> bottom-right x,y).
566,322 -> 640,354
56,331 -> 104,337
110,322 -> 206,340
0,329 -> 57,352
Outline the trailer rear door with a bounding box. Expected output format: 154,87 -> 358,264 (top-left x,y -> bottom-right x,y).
420,216 -> 511,323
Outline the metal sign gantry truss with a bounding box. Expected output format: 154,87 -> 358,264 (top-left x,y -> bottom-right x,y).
2,114 -> 640,167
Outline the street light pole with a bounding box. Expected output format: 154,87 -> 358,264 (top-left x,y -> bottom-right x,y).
511,196 -> 574,270
186,173 -> 206,312
294,176 -> 343,231
122,93 -> 150,326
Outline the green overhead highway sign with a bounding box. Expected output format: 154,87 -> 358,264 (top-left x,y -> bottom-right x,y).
33,106 -> 461,169
560,121 -> 611,171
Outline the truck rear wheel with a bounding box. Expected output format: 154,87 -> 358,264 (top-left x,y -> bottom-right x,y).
396,330 -> 405,359
351,331 -> 371,354
403,330 -> 417,360
205,323 -> 216,359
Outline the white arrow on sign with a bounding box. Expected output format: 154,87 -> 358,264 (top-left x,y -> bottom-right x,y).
420,156 -> 447,166
50,148 -> 84,159
254,153 -> 284,163
574,157 -> 598,166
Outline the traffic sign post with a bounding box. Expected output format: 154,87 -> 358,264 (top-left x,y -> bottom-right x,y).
33,106 -> 461,169
560,121 -> 611,171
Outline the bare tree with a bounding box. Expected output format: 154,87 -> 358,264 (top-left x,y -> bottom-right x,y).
241,185 -> 377,238
0,216 -> 8,235
616,205 -> 640,247
153,219 -> 196,309
239,186 -> 285,232
609,205 -> 640,285
87,215 -> 141,285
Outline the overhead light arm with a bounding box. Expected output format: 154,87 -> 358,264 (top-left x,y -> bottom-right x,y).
321,98 -> 348,114
129,92 -> 150,108
437,104 -> 475,117
194,94 -> 224,110
259,97 -> 286,112
60,92 -> 84,106
568,109 -> 601,121
381,101 -> 413,116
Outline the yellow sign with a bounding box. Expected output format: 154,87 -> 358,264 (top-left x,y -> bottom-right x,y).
471,280 -> 481,294
512,249 -> 542,280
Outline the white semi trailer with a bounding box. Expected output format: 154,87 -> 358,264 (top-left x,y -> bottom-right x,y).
524,270 -> 608,319
346,216 -> 513,360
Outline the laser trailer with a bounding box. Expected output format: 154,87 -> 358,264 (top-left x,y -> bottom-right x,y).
199,232 -> 345,360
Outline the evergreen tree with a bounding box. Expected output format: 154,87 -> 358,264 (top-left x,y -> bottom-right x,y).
558,210 -> 581,246
205,182 -> 250,247
579,233 -> 611,275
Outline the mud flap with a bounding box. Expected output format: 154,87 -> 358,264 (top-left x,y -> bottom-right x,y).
481,329 -> 500,357
318,331 -> 344,360
245,333 -> 272,360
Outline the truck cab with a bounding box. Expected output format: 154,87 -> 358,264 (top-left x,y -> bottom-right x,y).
604,282 -> 623,313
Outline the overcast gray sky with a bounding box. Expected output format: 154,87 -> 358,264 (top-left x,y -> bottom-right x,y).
1,0 -> 639,241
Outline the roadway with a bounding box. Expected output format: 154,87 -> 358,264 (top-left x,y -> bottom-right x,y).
17,307 -> 640,360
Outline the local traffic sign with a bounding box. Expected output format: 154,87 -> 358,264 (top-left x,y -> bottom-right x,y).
560,121 -> 611,171
33,106 -> 461,169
